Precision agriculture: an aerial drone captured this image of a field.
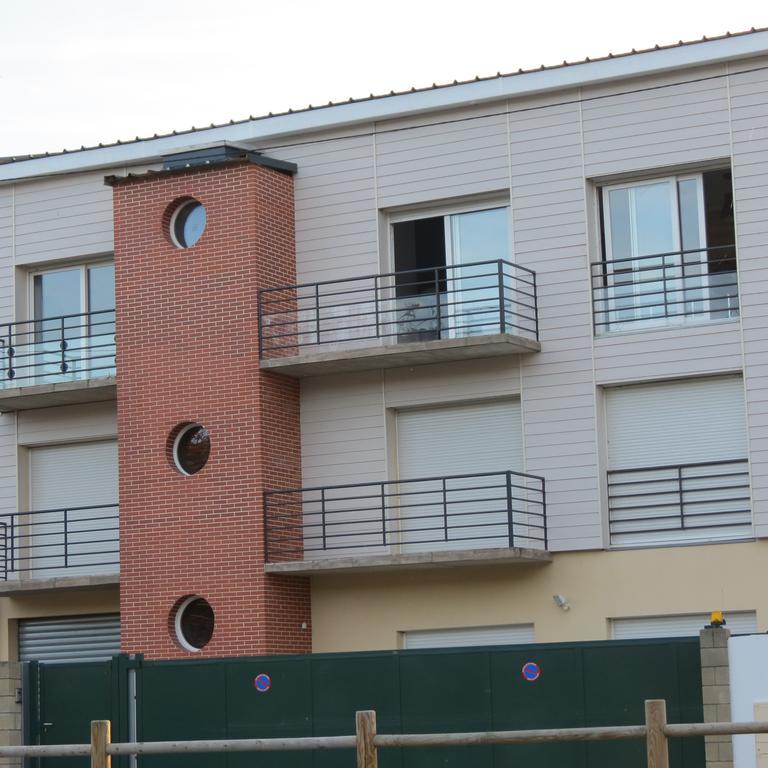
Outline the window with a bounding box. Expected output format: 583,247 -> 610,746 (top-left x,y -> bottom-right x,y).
174,596 -> 215,652
0,263 -> 116,387
594,169 -> 737,332
171,423 -> 211,476
611,611 -> 757,640
169,199 -> 206,249
605,376 -> 751,547
402,624 -> 535,649
391,206 -> 517,341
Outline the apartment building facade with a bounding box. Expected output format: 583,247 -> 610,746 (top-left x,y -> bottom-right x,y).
0,29 -> 766,666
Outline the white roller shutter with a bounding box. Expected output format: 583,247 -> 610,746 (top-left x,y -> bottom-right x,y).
28,441 -> 118,574
605,376 -> 747,469
403,624 -> 535,649
397,400 -> 523,477
19,614 -> 120,663
396,400 -> 529,551
30,441 -> 118,509
605,377 -> 750,546
611,611 -> 757,640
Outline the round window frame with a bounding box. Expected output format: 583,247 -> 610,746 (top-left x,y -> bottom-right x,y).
169,199 -> 206,249
172,423 -> 210,476
174,595 -> 214,652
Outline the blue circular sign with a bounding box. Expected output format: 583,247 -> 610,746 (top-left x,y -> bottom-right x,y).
521,662 -> 541,682
254,673 -> 272,693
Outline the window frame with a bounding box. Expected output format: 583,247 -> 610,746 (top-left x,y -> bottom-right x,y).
27,259 -> 115,323
595,168 -> 737,334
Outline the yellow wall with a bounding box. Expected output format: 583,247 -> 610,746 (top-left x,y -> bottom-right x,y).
0,587 -> 119,660
310,541 -> 766,652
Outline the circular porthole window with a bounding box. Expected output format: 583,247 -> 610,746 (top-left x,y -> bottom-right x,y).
172,423 -> 210,476
174,596 -> 215,652
169,199 -> 206,248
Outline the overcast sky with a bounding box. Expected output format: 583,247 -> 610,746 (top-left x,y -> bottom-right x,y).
1,0 -> 767,158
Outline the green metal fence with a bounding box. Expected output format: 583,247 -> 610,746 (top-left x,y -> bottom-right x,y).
27,637 -> 705,767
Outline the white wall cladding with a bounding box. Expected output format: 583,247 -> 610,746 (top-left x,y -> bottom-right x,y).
729,60 -> 768,537
293,56 -> 768,552
17,402 -> 117,445
265,131 -> 380,286
375,104 -> 510,208
581,65 -> 732,176
12,171 -> 114,264
5,54 -> 768,551
510,95 -> 601,551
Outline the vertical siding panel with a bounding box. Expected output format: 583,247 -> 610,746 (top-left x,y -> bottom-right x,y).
730,65 -> 768,536
266,134 -> 379,284
13,172 -> 114,263
300,372 -> 386,487
581,65 -> 731,176
375,105 -> 510,208
511,96 -> 601,550
0,186 -> 13,325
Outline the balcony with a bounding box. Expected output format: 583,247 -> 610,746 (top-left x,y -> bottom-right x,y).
258,260 -> 540,376
264,471 -> 549,574
0,310 -> 116,410
608,459 -> 751,547
0,504 -> 119,592
591,246 -> 739,334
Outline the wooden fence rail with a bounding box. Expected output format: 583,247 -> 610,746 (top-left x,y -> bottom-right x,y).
0,700 -> 765,768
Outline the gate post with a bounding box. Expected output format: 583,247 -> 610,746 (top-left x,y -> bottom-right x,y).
645,699 -> 670,768
356,710 -> 378,768
700,625 -> 733,768
90,720 -> 111,768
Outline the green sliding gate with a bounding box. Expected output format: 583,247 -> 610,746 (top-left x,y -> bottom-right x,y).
28,637 -> 705,767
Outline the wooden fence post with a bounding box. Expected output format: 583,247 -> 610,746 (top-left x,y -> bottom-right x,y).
645,700 -> 669,768
356,710 -> 378,768
90,720 -> 111,768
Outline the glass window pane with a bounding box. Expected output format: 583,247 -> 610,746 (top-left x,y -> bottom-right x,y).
607,188 -> 632,261
88,264 -> 115,313
33,269 -> 82,320
678,179 -> 702,252
451,208 -> 509,264
450,208 -> 509,336
632,182 -> 676,256
88,264 -> 116,339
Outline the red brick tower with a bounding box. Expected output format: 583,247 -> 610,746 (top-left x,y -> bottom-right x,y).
109,149 -> 310,659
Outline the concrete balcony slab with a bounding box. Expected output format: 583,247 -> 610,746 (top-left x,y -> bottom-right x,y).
0,377 -> 116,412
260,334 -> 540,377
265,546 -> 551,575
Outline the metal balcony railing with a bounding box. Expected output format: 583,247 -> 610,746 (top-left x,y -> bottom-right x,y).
0,309 -> 116,388
258,260 -> 538,359
0,504 -> 119,579
608,459 -> 751,546
264,471 -> 547,563
591,246 -> 739,333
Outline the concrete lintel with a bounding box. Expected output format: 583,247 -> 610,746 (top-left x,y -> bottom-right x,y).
0,573 -> 119,594
260,334 -> 541,377
0,378 -> 116,412
264,547 -> 552,575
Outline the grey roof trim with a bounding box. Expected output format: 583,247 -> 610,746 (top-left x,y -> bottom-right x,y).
2,29 -> 768,183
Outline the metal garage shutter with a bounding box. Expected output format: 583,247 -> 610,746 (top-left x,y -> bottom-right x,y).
611,611 -> 757,640
19,614 -> 120,663
403,624 -> 535,649
605,377 -> 750,546
396,400 -> 525,550
30,440 -> 118,509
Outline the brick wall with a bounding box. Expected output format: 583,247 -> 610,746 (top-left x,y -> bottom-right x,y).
112,161 -> 311,659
